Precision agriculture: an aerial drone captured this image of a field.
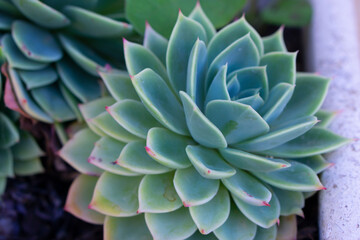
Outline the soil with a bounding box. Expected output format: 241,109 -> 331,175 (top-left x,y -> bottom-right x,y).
0,25 -> 319,240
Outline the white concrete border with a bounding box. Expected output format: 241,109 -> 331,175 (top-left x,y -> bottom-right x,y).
308,0 -> 360,239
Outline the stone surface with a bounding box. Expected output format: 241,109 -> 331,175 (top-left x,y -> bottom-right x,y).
308,0 -> 360,239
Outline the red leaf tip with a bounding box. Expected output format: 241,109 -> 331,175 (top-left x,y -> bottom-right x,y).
318,186 -> 327,190
281,164 -> 288,168
122,37 -> 128,44
183,201 -> 190,207
196,0 -> 201,7
200,229 -> 205,234
262,201 -> 271,207
276,219 -> 280,226
145,146 -> 156,157
207,170 -> 211,174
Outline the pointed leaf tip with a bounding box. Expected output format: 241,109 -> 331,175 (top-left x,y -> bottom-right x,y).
262,201 -> 271,207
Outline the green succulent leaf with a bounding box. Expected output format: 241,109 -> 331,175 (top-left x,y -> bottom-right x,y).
232,189 -> 280,228
275,73 -> 330,123
58,128 -> 103,176
276,215 -> 298,240
145,207 -> 197,240
167,13 -> 206,93
206,34 -> 260,88
262,27 -> 287,54
186,145 -> 236,179
143,23 -> 168,65
206,100 -> 270,144
88,136 -> 140,176
146,127 -> 193,169
204,64 -> 230,106
13,157 -> 44,176
273,187 -> 304,216
253,160 -> 324,191
261,127 -> 351,158
260,52 -> 297,89
118,141 -> 171,174
189,3 -> 216,41
12,0 -> 70,29
213,203 -> 257,240
132,69 -> 189,135
180,91 -> 227,149
104,215 -> 152,240
11,130 -> 43,160
235,116 -> 318,152
189,185 -> 230,234
12,20 -> 62,62
2,34 -> 48,70
174,167 -> 219,207
207,17 -> 263,62
59,83 -> 83,122
92,112 -> 141,143
253,226 -> 277,240
0,177 -> 6,195
138,172 -> 182,213
219,148 -> 290,172
293,155 -> 332,174
18,66 -> 58,90
187,39 -> 207,110
57,58 -> 101,103
258,83 -> 294,124
186,231 -> 218,240
222,169 -> 272,206
107,99 -> 162,138
31,84 -> 76,122
0,149 -> 14,177
0,112 -> 19,148
65,174 -> 105,224
0,12 -> 14,30
315,110 -> 337,128
64,5 -> 133,38
227,75 -> 240,98
99,69 -> 140,101
91,172 -> 142,216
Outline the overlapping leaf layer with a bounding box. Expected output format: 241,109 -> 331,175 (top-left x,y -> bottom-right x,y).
60,5 -> 349,240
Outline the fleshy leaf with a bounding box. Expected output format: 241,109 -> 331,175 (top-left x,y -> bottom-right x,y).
90,172 -> 141,216
146,127 -> 193,169
222,169 -> 271,206
58,128 -> 103,176
189,3 -> 216,40
214,204 -> 257,240
143,23 -> 168,65
59,83 -> 83,122
293,155 -> 332,174
261,127 -> 350,158
88,136 -> 140,176
174,167 -> 219,207
227,75 -> 240,98
18,66 -> 58,90
206,100 -> 270,144
219,148 -> 290,172
64,174 -> 105,224
107,99 -> 162,139
315,110 -> 337,128
234,116 -> 317,151
180,91 -> 227,148
253,226 -> 277,240
92,112 -> 141,143
0,149 -> 14,177
236,94 -> 264,111
275,73 -> 330,123
104,215 -> 152,240
232,189 -> 280,228
204,64 -> 230,106
273,187 -> 304,216
64,6 -> 133,38
207,17 -> 263,62
206,34 -> 260,88
189,185 -> 230,234
252,160 -> 324,191
99,69 -> 139,101
258,83 -> 294,124
118,141 -> 171,174
262,27 -> 287,54
13,158 -> 44,176
186,145 -> 236,179
138,172 -> 182,213
166,13 -> 207,93
11,130 -> 44,160
12,20 -> 62,62
12,0 -> 70,28
186,39 -> 207,110
132,69 -> 189,135
276,215 -> 297,240
0,112 -> 19,148
145,207 -> 197,240
260,52 -> 297,89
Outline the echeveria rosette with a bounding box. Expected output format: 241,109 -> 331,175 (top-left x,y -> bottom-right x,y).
0,0 -> 134,130
59,5 -> 349,240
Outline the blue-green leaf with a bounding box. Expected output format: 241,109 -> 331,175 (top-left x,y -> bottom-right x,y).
189,3 -> 216,41
143,23 -> 168,65
262,27 -> 287,54
18,66 -> 57,90
0,112 -> 19,148
204,64 -> 230,106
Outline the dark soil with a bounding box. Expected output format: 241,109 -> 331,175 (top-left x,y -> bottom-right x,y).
0,26 -> 319,240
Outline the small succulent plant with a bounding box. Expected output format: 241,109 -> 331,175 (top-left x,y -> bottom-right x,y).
0,57 -> 44,195
0,0 -> 134,131
59,5 -> 349,240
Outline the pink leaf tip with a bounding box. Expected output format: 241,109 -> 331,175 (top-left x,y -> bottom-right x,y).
318,186 -> 327,190
281,164 -> 288,168
122,37 -> 128,44
262,201 -> 271,207
145,146 -> 156,157
200,229 -> 205,234
207,170 -> 211,174
183,201 -> 190,207
276,219 -> 280,226
196,0 -> 201,7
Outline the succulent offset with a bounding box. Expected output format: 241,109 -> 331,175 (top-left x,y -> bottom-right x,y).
0,0 -> 134,132
59,5 -> 349,240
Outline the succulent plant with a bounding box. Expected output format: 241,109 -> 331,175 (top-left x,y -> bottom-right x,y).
59,5 -> 349,240
0,57 -> 44,196
0,0 -> 134,138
